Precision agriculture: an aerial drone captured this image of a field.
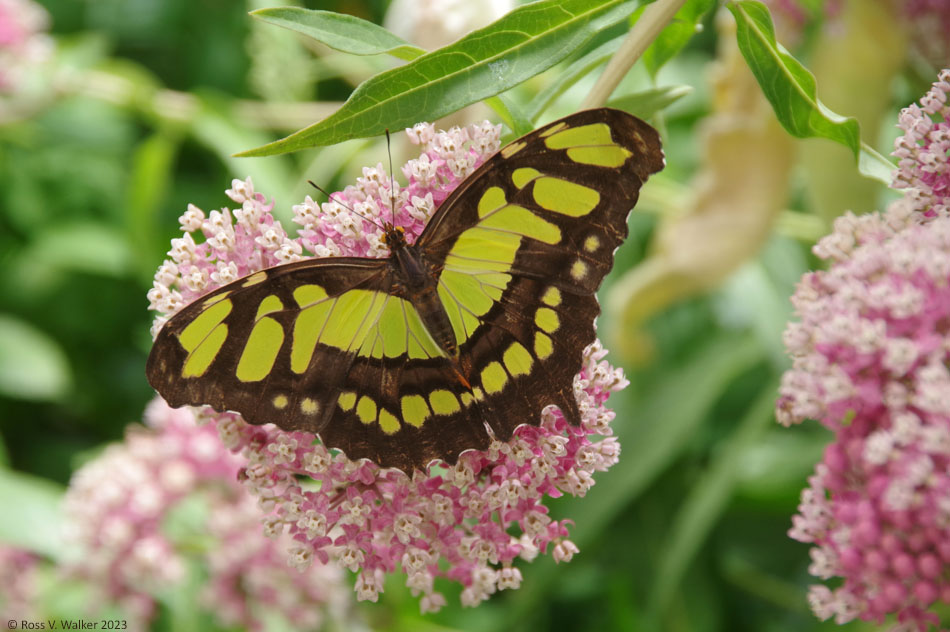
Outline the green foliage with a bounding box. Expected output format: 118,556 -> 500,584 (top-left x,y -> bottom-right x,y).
607,84 -> 693,118
0,314 -> 72,402
251,7 -> 426,61
0,469 -> 65,558
647,380 -> 779,620
521,35 -> 695,123
237,0 -> 641,155
642,0 -> 717,76
729,0 -> 894,183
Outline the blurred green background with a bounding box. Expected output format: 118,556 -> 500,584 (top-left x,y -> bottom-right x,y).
0,0 -> 936,630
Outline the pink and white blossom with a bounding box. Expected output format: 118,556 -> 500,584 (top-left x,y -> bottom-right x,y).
0,547 -> 42,621
0,0 -> 51,94
780,69 -> 950,630
63,398 -> 349,631
902,1 -> 950,65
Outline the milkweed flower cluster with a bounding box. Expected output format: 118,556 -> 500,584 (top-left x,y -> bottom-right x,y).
292,118 -> 503,258
762,0 -> 811,28
778,70 -> 950,630
760,0 -> 841,38
147,120 -> 627,611
62,398 -> 349,631
209,341 -> 622,612
893,70 -> 950,216
0,546 -> 42,620
903,1 -> 950,66
0,0 -> 52,94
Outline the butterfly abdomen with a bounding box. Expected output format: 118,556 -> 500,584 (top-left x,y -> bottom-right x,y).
392,242 -> 459,359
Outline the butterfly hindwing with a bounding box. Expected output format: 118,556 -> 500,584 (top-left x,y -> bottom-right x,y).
147,108 -> 664,472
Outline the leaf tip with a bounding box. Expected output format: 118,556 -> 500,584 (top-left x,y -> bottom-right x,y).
233,141 -> 277,158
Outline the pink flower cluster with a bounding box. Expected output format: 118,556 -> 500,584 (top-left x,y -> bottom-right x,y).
0,546 -> 42,621
212,339 -> 622,611
759,0 -> 841,38
778,70 -> 950,630
763,0 -> 810,27
902,1 -> 950,65
893,69 -> 950,217
63,398 -> 348,631
0,0 -> 51,93
148,120 -> 627,610
291,119 -> 502,258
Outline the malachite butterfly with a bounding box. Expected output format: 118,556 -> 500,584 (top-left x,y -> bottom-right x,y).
146,108 -> 664,473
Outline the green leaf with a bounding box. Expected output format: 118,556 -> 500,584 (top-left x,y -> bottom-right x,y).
0,468 -> 65,559
13,222 -> 133,291
728,1 -> 894,184
648,380 -> 779,619
606,84 -> 692,118
250,7 -> 426,61
0,314 -> 72,401
643,0 -> 716,76
735,429 -> 827,501
525,36 -> 623,122
238,0 -> 640,156
0,435 -> 8,468
720,554 -> 815,614
858,144 -> 897,184
486,94 -> 533,137
126,131 -> 180,282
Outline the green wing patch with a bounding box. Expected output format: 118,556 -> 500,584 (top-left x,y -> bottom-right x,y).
147,108 -> 664,473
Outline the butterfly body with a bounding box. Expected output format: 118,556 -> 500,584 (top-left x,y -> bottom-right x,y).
147,108 -> 664,473
385,226 -> 460,360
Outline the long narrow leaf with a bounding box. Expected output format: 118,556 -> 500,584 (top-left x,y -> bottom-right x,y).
728,1 -> 894,184
126,131 -> 180,282
643,0 -> 716,76
648,380 -> 780,618
606,85 -> 692,118
525,37 -> 623,122
251,8 -> 425,61
485,94 -> 533,137
238,0 -> 641,156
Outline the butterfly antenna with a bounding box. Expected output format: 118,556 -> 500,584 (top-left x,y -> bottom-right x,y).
385,129 -> 398,228
306,180 -> 386,231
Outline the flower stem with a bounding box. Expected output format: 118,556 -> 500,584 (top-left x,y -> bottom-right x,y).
582,0 -> 688,109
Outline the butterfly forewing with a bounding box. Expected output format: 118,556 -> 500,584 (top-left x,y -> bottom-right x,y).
148,258 -> 394,428
146,108 -> 664,473
416,108 -> 663,444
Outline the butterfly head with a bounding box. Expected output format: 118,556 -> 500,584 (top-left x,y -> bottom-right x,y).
382,224 -> 408,250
